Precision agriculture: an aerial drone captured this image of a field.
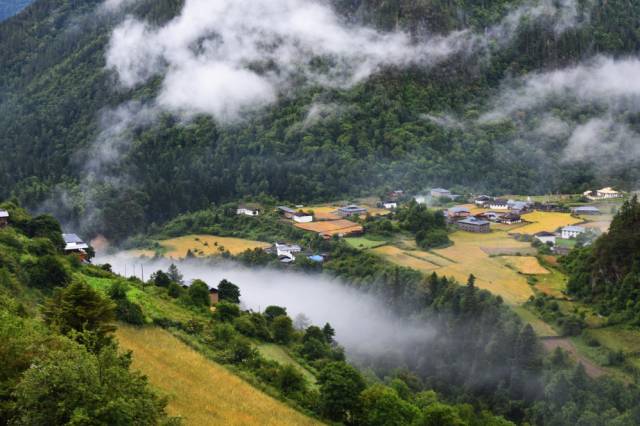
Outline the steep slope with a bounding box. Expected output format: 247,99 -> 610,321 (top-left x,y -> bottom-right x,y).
116,326 -> 322,426
1,0 -> 639,241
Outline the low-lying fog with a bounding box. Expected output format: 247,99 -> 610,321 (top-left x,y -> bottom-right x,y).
96,253 -> 435,360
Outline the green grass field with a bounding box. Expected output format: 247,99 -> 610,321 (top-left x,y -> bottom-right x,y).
257,344 -> 318,387
511,306 -> 558,337
344,237 -> 388,250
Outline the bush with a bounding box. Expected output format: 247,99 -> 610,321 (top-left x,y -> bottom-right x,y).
416,229 -> 450,249
29,255 -> 70,289
115,299 -> 145,326
213,301 -> 240,322
276,365 -> 306,395
188,279 -> 211,308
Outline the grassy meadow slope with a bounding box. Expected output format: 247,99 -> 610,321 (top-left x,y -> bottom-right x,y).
117,326 -> 322,426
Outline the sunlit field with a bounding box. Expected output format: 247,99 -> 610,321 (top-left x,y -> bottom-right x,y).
518,212 -> 582,234
371,245 -> 441,273
294,219 -> 363,236
117,326 -> 321,426
344,237 -> 387,250
499,256 -> 549,275
144,235 -> 270,258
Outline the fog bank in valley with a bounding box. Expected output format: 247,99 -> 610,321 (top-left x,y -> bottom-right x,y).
96,253 -> 435,359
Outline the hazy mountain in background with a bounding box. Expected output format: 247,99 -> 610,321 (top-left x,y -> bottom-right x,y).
0,0 -> 31,20
1,0 -> 639,240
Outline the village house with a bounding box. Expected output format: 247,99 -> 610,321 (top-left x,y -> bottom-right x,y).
561,225 -> 586,239
571,206 -> 601,215
273,243 -> 302,263
431,188 -> 451,198
445,206 -> 471,222
474,195 -> 493,207
534,202 -> 566,212
277,206 -> 297,219
508,200 -> 530,214
336,205 -> 367,217
534,231 -> 557,245
292,212 -> 313,223
497,213 -> 522,224
387,190 -> 404,201
489,199 -> 509,210
457,217 -> 490,233
0,210 -> 9,228
583,187 -> 623,200
62,233 -> 90,261
209,287 -> 219,305
480,211 -> 504,222
236,204 -> 260,216
382,201 -> 398,209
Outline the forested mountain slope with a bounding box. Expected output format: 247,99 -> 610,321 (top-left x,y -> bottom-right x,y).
1,0 -> 639,240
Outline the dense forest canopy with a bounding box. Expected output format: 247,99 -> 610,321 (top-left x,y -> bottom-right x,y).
1,0 -> 640,240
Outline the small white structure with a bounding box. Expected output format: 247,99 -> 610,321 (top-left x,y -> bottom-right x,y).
236,206 -> 259,216
571,206 -> 601,215
293,213 -> 313,223
489,199 -> 509,210
62,233 -> 89,252
583,187 -> 623,200
275,243 -> 301,257
0,209 -> 9,228
534,231 -> 557,245
561,226 -> 586,239
383,202 -> 398,209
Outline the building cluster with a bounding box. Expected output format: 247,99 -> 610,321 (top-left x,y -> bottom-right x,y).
583,187 -> 623,200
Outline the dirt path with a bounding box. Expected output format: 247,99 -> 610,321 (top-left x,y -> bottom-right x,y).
541,337 -> 606,378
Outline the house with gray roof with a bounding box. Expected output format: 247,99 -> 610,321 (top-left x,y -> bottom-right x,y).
458,217 -> 490,233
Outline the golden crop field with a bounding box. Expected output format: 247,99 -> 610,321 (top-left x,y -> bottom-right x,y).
371,246 -> 441,273
518,211 -> 582,234
295,219 -> 363,236
432,231 -> 535,305
499,256 -> 549,275
116,326 -> 321,426
308,206 -> 341,220
159,235 -> 270,258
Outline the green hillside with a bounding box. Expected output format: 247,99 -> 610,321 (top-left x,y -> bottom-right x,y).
1,0 -> 639,240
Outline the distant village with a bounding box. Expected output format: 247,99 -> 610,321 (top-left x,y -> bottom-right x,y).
0,184 -> 625,268
234,185 -> 625,262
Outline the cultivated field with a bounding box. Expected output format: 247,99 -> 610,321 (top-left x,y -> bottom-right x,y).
518,212 -> 582,234
156,235 -> 270,258
344,237 -> 387,250
371,245 -> 442,273
499,256 -> 549,275
308,206 -> 341,220
432,231 -> 535,304
295,219 -> 363,236
116,326 -> 321,426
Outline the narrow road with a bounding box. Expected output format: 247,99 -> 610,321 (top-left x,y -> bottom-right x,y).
541,337 -> 606,378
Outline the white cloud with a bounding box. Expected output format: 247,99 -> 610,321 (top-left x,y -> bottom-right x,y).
105,0 -> 586,121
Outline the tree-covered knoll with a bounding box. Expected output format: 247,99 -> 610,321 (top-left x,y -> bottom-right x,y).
1,0 -> 640,240
563,196 -> 640,323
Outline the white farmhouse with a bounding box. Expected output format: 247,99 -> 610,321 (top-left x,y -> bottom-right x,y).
383,202 -> 398,209
293,212 -> 313,223
489,199 -> 509,210
583,187 -> 623,200
561,226 -> 586,239
236,205 -> 260,216
534,231 -> 557,245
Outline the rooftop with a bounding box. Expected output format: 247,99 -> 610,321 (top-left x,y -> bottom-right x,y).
562,226 -> 586,233
277,206 -> 297,214
459,217 -> 490,226
338,205 -> 367,212
0,210 -> 8,218
448,206 -> 470,213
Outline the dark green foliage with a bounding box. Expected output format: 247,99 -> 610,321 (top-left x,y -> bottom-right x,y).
11,343 -> 168,425
395,200 -> 450,248
151,270 -> 172,288
213,301 -> 240,322
28,254 -> 70,289
167,281 -> 182,298
218,279 -> 240,304
276,364 -> 306,396
359,385 -> 420,426
272,315 -> 294,344
322,323 -> 335,343
264,305 -> 287,321
14,215 -> 64,251
42,280 -> 116,349
416,228 -> 450,249
187,279 -> 211,308
318,361 -> 366,423
115,299 -> 145,326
